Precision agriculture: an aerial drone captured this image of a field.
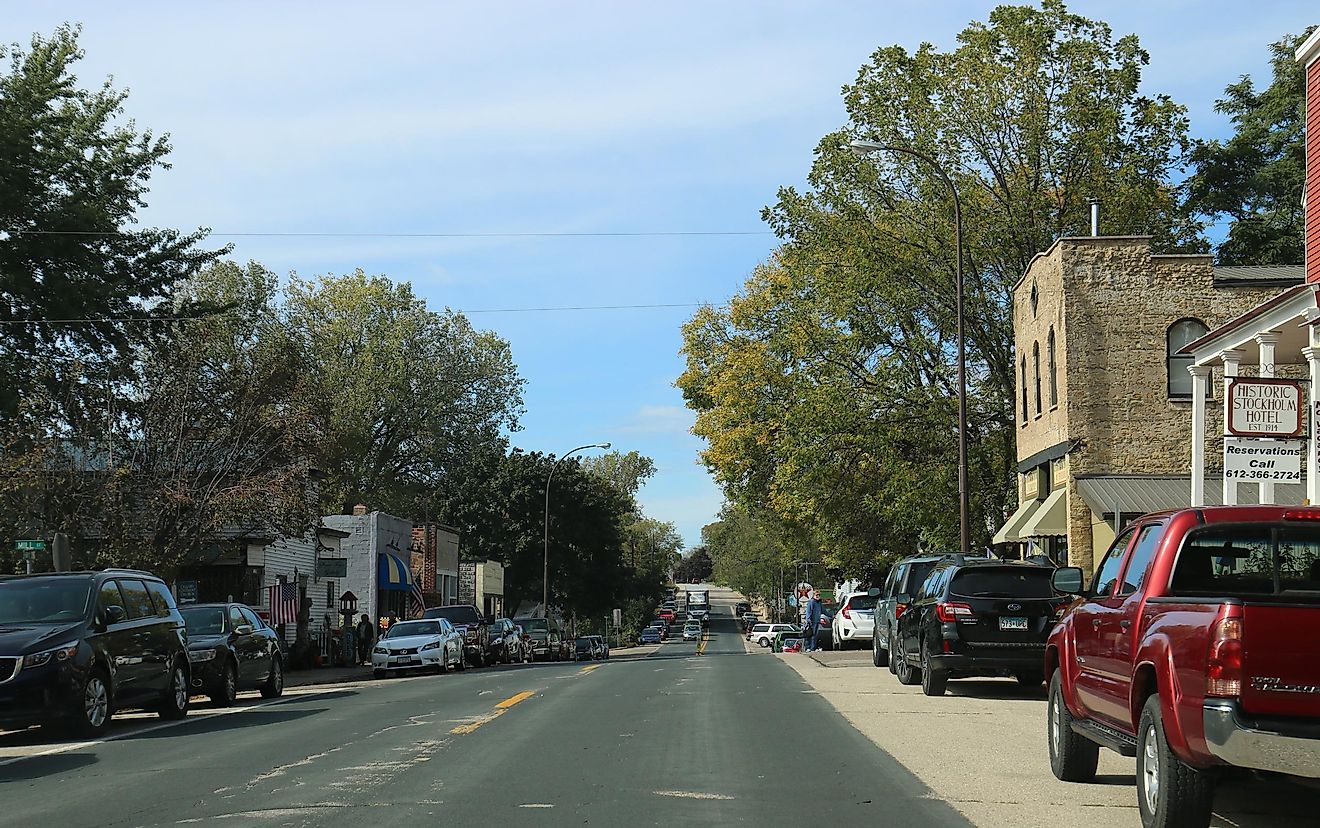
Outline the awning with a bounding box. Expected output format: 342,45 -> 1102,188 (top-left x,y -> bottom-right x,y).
378,552 -> 415,591
1020,488 -> 1067,537
1075,474 -> 1308,515
991,498 -> 1041,544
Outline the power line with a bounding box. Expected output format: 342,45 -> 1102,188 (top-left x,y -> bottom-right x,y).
3,229 -> 772,239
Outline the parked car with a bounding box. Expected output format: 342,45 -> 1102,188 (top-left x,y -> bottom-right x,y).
639,627 -> 663,645
740,612 -> 760,631
573,637 -> 598,661
1046,506 -> 1320,828
487,618 -> 523,664
735,601 -> 752,616
516,617 -> 570,661
510,624 -> 534,663
372,618 -> 464,677
682,622 -> 702,641
423,605 -> 495,666
587,634 -> 609,659
830,592 -> 877,650
895,559 -> 1069,696
0,569 -> 190,736
752,623 -> 800,648
180,602 -> 284,706
772,628 -> 804,651
872,553 -> 963,670
658,608 -> 676,623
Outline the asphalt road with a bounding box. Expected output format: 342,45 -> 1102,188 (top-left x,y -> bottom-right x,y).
0,592 -> 968,826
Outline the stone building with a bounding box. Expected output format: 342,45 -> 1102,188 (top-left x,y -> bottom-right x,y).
995,235 -> 1301,572
411,522 -> 460,607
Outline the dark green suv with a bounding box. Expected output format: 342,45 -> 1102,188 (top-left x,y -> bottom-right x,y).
0,569 -> 191,736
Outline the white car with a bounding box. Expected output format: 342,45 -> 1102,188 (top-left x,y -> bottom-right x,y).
682,624 -> 702,641
752,623 -> 800,648
372,618 -> 464,677
831,592 -> 877,649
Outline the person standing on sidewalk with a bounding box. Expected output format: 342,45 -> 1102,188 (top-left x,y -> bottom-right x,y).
355,613 -> 375,665
803,590 -> 823,652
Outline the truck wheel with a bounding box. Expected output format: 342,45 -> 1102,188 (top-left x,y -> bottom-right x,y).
872,632 -> 888,668
1137,695 -> 1213,828
1048,671 -> 1100,782
895,639 -> 921,686
920,642 -> 947,696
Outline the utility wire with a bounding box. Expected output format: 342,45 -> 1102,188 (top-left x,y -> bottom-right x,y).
3,229 -> 772,239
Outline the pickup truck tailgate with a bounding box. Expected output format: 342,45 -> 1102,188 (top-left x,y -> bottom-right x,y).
1241,603 -> 1320,718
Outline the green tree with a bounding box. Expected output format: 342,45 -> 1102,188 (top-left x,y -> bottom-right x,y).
0,25 -> 225,423
1186,27 -> 1315,265
580,450 -> 657,510
283,270 -> 524,515
679,0 -> 1198,574
673,547 -> 713,583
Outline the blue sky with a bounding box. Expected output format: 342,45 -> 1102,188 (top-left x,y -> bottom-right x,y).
7,1 -> 1315,547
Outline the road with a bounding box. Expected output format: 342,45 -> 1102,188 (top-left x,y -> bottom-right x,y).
0,589 -> 968,827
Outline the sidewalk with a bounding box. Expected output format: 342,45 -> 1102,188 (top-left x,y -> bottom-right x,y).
285,664 -> 375,688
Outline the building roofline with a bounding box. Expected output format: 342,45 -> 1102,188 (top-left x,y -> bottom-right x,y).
1012,235 -> 1155,291
1296,26 -> 1320,66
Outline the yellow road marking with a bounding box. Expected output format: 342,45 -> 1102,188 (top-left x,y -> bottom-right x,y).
697,633 -> 709,655
578,664 -> 600,675
496,690 -> 536,709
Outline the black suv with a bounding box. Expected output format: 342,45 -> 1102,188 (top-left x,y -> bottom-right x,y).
422,605 -> 494,666
871,553 -> 963,670
893,560 -> 1068,696
0,569 -> 190,735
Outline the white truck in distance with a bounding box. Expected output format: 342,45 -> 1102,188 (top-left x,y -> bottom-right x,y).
685,588 -> 710,621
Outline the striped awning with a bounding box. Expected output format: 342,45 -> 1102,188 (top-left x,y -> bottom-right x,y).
378,552 -> 415,591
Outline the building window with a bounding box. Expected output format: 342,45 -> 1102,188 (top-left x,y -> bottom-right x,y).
1020,356 -> 1028,423
1047,328 -> 1058,408
1167,318 -> 1209,398
1032,341 -> 1042,415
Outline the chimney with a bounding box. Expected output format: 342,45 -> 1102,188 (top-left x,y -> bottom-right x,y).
353,503 -> 368,516
1088,198 -> 1100,237
1299,27 -> 1320,284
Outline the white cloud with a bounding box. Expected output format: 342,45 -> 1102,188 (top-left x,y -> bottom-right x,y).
618,404 -> 693,435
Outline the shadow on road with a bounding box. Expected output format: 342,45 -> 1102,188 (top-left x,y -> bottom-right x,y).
0,751 -> 98,782
122,706 -> 326,739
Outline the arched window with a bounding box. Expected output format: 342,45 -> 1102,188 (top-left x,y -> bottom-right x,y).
1047,328 -> 1058,408
1020,355 -> 1028,423
1033,341 -> 1042,415
1167,319 -> 1208,398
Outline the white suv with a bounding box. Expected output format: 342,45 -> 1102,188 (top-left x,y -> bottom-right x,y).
750,623 -> 799,648
831,592 -> 877,649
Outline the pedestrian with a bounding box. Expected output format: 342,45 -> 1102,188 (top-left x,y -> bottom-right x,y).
355,612 -> 375,664
387,611 -> 398,630
803,590 -> 823,652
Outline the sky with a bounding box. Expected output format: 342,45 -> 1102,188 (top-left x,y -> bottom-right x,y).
6,1 -> 1315,548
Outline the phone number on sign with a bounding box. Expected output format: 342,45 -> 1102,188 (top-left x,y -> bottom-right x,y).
1224,468 -> 1301,482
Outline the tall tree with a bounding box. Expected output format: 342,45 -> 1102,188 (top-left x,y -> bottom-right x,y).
673,547 -> 713,583
680,0 -> 1200,574
0,25 -> 226,423
283,270 -> 524,515
1186,27 -> 1315,265
580,450 -> 657,511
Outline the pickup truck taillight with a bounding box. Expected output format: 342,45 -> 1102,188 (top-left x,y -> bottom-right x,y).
894,603 -> 908,619
1206,612 -> 1244,698
935,602 -> 974,622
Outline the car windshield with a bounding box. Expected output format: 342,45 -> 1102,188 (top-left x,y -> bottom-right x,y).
517,618 -> 549,634
423,606 -> 481,625
575,639 -> 592,648
951,567 -> 1055,599
180,606 -> 227,635
1171,524 -> 1320,599
845,596 -> 877,610
385,621 -> 442,639
0,578 -> 92,625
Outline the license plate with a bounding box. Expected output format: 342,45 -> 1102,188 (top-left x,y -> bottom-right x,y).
999,617 -> 1028,631
390,656 -> 411,664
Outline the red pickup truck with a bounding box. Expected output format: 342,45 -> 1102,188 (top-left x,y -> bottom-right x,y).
1045,505 -> 1320,828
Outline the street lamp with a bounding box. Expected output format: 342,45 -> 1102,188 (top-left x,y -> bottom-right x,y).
849,139 -> 970,556
543,442 -> 612,617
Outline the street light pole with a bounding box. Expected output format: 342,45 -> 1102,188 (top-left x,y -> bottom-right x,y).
849,139 -> 970,556
543,442 -> 611,617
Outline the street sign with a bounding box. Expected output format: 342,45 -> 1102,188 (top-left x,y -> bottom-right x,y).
612,608 -> 622,627
1223,437 -> 1304,483
16,539 -> 45,551
315,558 -> 347,578
1227,379 -> 1304,437
177,580 -> 199,605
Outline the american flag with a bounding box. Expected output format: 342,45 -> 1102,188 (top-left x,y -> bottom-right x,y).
268,582 -> 298,626
409,578 -> 426,619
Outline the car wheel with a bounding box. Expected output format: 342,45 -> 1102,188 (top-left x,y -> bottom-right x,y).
920,641 -> 947,696
158,661 -> 189,720
895,637 -> 921,686
1048,671 -> 1099,782
260,657 -> 284,699
66,666 -> 113,738
210,659 -> 238,707
872,630 -> 889,668
1136,695 -> 1213,828
887,632 -> 898,675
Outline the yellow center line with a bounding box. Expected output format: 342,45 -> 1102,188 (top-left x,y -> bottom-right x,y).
495,690 -> 536,709
578,664 -> 601,675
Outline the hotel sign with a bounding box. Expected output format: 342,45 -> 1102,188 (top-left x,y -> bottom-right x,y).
1223,438 -> 1304,483
1227,378 -> 1304,437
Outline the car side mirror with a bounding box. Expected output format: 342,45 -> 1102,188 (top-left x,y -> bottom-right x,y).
233,624 -> 255,637
867,587 -> 881,598
1051,567 -> 1085,595
103,605 -> 126,627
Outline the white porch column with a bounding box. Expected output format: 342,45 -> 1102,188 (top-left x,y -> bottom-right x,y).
1222,349 -> 1245,506
1257,332 -> 1279,504
1305,345 -> 1320,506
1189,365 -> 1212,506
